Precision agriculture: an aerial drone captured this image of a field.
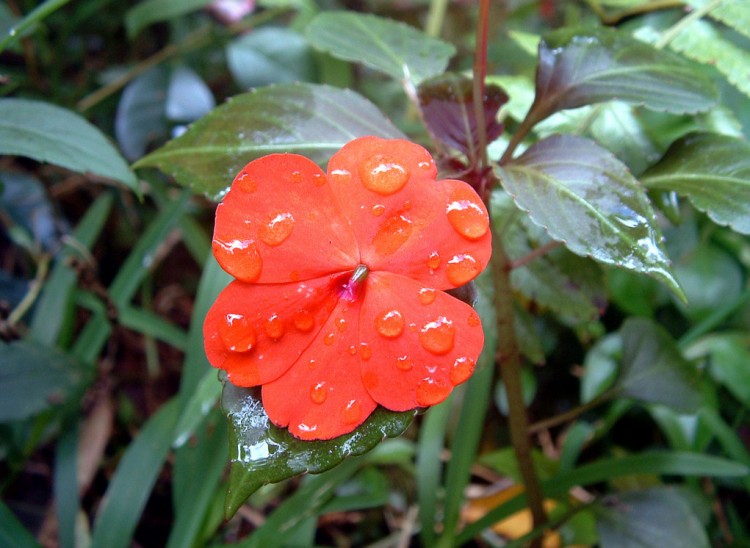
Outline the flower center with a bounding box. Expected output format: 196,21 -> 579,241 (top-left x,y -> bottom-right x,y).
339,264 -> 369,302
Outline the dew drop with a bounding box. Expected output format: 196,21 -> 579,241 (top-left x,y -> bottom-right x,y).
308,359 -> 316,369
419,317 -> 455,355
450,357 -> 476,385
427,251 -> 441,270
359,154 -> 410,195
418,287 -> 436,305
418,160 -> 432,171
293,310 -> 314,332
396,355 -> 413,371
341,400 -> 361,424
324,332 -> 335,346
310,382 -> 327,404
446,254 -> 480,286
263,314 -> 285,340
372,214 -> 413,256
330,169 -> 351,184
290,170 -> 303,183
235,173 -> 257,193
446,189 -> 490,240
348,345 -> 357,355
259,212 -> 295,246
360,343 -> 372,361
336,317 -> 348,333
416,378 -> 451,406
376,309 -> 405,339
468,312 -> 481,327
212,239 -> 262,282
219,314 -> 256,352
312,172 -> 326,186
371,204 -> 386,217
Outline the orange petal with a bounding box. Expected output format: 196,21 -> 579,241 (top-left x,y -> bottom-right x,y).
327,136 -> 491,289
213,153 -> 359,283
203,275 -> 343,386
262,298 -> 377,440
358,271 -> 484,411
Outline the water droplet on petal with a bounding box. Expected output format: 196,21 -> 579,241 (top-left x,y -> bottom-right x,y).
376,309 -> 405,338
468,312 -> 481,327
293,310 -> 314,332
360,343 -> 372,361
450,357 -> 476,385
290,170 -> 303,183
359,154 -> 410,195
371,204 -> 385,217
341,400 -> 361,424
396,355 -> 413,371
308,359 -> 316,369
427,251 -> 441,270
324,332 -> 335,346
259,212 -> 294,246
312,172 -> 326,186
418,160 -> 432,171
330,169 -> 351,184
419,317 -> 455,355
446,254 -> 480,286
446,189 -> 490,240
372,214 -> 413,256
348,345 -> 357,355
219,313 -> 256,352
263,314 -> 285,340
336,317 -> 348,333
418,287 -> 436,305
416,378 -> 451,406
236,172 -> 256,193
310,382 -> 327,404
213,239 -> 262,282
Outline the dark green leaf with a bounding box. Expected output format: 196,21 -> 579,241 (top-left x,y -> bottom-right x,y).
115,68 -> 169,161
227,27 -> 316,89
0,0 -> 71,53
223,381 -> 414,518
582,333 -> 620,403
617,318 -> 703,413
595,487 -> 709,548
0,340 -> 93,422
305,11 -> 455,86
0,99 -> 137,191
0,171 -> 61,252
125,0 -> 211,39
497,134 -> 681,296
0,500 -> 40,547
166,66 -> 215,122
642,132 -> 750,235
527,26 -> 717,126
695,333 -> 750,406
135,83 -> 405,200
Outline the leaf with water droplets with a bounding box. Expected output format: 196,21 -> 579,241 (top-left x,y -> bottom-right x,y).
305,11 -> 455,86
222,380 -> 414,518
642,132 -> 750,235
134,83 -> 405,200
496,134 -> 682,298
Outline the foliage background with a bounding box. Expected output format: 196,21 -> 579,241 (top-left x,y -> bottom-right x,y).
1,0 -> 750,546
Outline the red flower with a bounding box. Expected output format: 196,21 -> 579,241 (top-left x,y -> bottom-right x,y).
204,136 -> 492,440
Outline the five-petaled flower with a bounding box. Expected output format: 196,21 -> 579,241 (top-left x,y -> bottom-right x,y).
204,136 -> 492,440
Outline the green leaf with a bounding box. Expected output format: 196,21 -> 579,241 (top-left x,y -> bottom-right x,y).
0,99 -> 138,192
686,0 -> 750,40
135,83 -> 405,200
226,27 -> 316,89
90,399 -> 179,548
497,134 -> 681,296
670,16 -> 750,98
582,334 -> 620,403
0,0 -> 71,53
304,11 -> 455,86
617,318 -> 703,413
642,132 -> 750,235
125,0 -> 212,39
527,26 -> 717,126
223,381 -> 414,518
595,487 -> 709,548
0,340 -> 93,422
0,500 -> 40,547
172,369 -> 222,448
693,333 -> 750,407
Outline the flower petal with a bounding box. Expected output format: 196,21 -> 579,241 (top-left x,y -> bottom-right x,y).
262,298 -> 377,440
359,271 -> 484,410
213,153 -> 358,283
327,136 -> 491,289
203,274 -> 344,386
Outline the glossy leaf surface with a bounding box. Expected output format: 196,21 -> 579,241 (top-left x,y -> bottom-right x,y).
135,83 -> 405,200
497,134 -> 680,295
527,26 -> 717,126
223,381 -> 414,517
642,132 -> 750,235
0,98 -> 137,190
305,11 -> 455,86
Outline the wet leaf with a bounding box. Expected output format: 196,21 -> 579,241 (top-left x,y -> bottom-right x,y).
134,83 -> 405,200
223,381 -> 414,518
496,134 -> 681,296
642,132 -> 750,235
417,73 -> 507,158
617,318 -> 703,413
305,11 -> 455,86
0,98 -> 137,191
526,26 -> 717,127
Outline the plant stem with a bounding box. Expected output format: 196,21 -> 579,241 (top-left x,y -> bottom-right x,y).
499,107 -> 544,165
425,0 -> 449,38
655,0 -> 721,50
7,253 -> 50,327
510,240 -> 562,270
491,236 -> 547,544
472,0 -> 490,173
528,393 -> 611,434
